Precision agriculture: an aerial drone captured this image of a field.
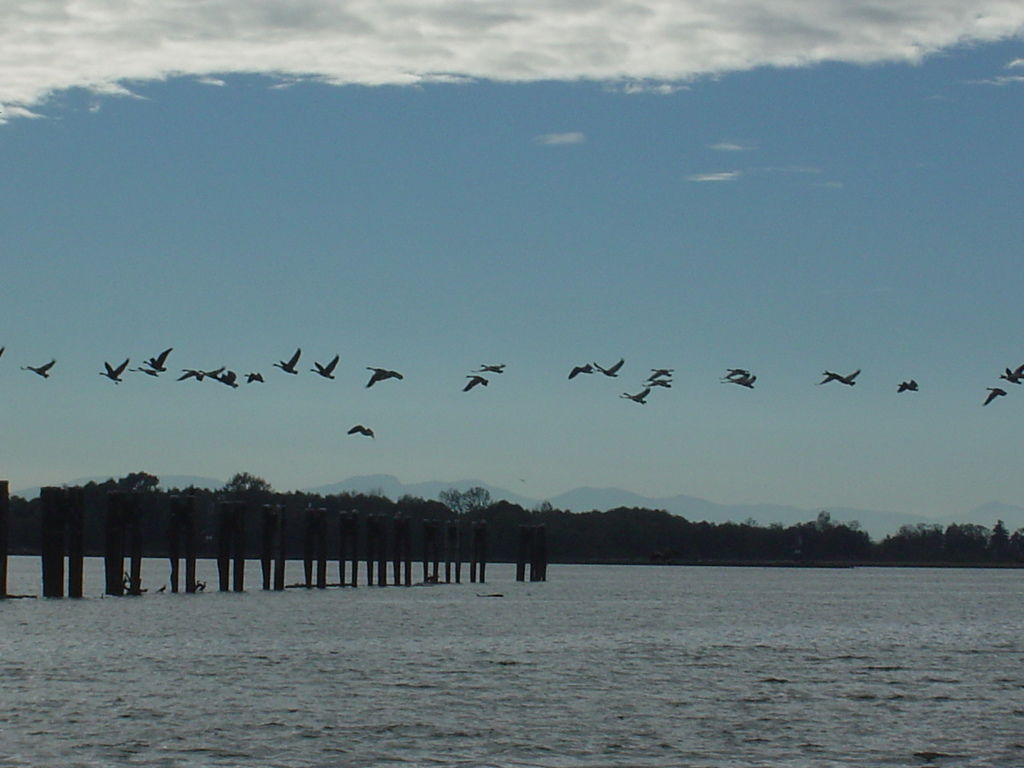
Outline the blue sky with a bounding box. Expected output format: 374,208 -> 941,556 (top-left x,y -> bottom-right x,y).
1,2 -> 1022,520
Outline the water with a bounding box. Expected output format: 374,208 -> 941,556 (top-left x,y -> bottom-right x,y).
1,558 -> 1022,767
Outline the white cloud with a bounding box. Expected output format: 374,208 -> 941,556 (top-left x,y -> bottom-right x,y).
710,141 -> 753,151
687,171 -> 742,182
197,76 -> 227,87
0,104 -> 44,124
535,131 -> 585,145
1008,58 -> 1024,68
0,1 -> 1022,117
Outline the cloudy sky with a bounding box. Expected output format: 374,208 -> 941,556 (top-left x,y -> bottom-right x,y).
1,0 -> 1022,520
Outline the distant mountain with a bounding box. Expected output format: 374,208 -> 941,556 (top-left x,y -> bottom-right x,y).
303,474 -> 537,508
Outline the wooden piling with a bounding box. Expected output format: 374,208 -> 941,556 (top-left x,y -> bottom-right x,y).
40,487 -> 65,598
303,506 -> 315,588
261,504 -> 275,591
531,525 -> 548,582
231,502 -> 246,592
168,496 -> 183,593
445,522 -> 460,584
273,505 -> 286,592
422,520 -> 440,583
126,494 -> 143,596
338,511 -> 357,587
376,515 -> 388,587
65,488 -> 85,598
364,515 -> 376,586
470,521 -> 487,583
391,516 -> 403,586
182,495 -> 197,594
0,480 -> 8,598
392,516 -> 412,586
516,525 -> 532,582
105,492 -> 126,596
315,508 -> 327,589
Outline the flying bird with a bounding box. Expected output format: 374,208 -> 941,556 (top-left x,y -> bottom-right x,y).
274,348 -> 301,374
311,354 -> 340,379
568,363 -> 594,379
217,370 -> 239,388
144,347 -> 173,372
132,366 -> 160,377
647,368 -> 674,381
0,346 -> 5,359
897,380 -> 919,393
475,364 -> 506,374
594,358 -> 625,377
100,358 -> 130,384
999,365 -> 1024,385
464,375 -> 489,392
648,378 -> 672,389
723,368 -> 751,381
620,387 -> 651,404
366,367 -> 403,387
347,425 -> 375,438
983,387 -> 1007,406
818,369 -> 860,386
178,368 -> 205,382
23,360 -> 56,378
725,372 -> 757,389
246,372 -> 264,384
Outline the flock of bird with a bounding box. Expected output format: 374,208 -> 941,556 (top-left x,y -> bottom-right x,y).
2,346 -> 1022,438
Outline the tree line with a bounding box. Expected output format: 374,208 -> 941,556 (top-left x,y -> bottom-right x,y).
4,472 -> 1023,565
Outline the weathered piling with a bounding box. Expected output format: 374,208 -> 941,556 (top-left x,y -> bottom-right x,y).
231,502 -> 246,593
0,480 -> 8,598
338,511 -> 358,587
392,516 -> 412,586
422,520 -> 440,583
217,500 -> 246,592
531,524 -> 548,582
445,522 -> 460,584
105,492 -> 126,596
470,521 -> 487,583
365,515 -> 386,586
516,525 -> 533,582
314,508 -> 328,589
376,515 -> 388,587
169,495 -> 198,593
65,487 -> 85,598
260,504 -> 276,590
126,494 -> 143,596
273,505 -> 286,591
40,487 -> 66,598
182,496 -> 197,593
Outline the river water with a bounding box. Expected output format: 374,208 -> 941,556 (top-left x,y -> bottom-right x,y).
1,558 -> 1022,767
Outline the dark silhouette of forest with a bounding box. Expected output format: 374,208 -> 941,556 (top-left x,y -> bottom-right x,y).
5,472 -> 1023,565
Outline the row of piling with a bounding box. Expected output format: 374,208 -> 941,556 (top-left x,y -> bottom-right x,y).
0,483 -> 547,598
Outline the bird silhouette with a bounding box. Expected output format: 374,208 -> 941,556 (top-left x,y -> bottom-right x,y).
132,366 -> 160,377
100,359 -> 130,384
723,368 -> 751,381
0,346 -> 5,359
594,358 -> 625,377
246,372 -> 264,384
983,387 -> 1007,406
348,425 -> 375,438
568,363 -> 594,379
475,364 -> 506,374
620,387 -> 651,404
999,365 -> 1024,385
648,378 -> 672,388
464,375 -> 489,392
217,370 -> 239,388
647,368 -> 674,382
897,380 -> 919,393
23,360 -> 55,378
145,347 -> 173,372
311,354 -> 340,379
178,368 -> 205,382
366,367 -> 403,387
274,348 -> 301,374
818,369 -> 860,386
725,372 -> 757,389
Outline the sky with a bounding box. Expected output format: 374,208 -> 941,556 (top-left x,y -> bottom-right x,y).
1,1 -> 1022,521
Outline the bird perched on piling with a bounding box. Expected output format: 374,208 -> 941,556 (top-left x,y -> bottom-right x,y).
100,359 -> 130,384
274,348 -> 301,374
311,354 -> 340,379
464,375 -> 489,392
897,380 -> 919,393
594,358 -> 625,377
620,387 -> 651,404
366,367 -> 403,387
568,363 -> 594,379
23,360 -> 55,378
983,387 -> 1007,406
348,424 -> 375,438
818,369 -> 860,386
